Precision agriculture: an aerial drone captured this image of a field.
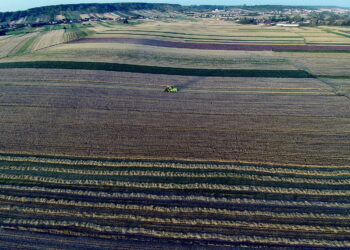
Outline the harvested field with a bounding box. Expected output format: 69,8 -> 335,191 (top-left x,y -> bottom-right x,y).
55,15 -> 65,21
0,33 -> 38,58
0,43 -> 298,71
0,35 -> 12,41
95,31 -> 305,43
1,19 -> 350,248
72,38 -> 350,51
278,51 -> 350,77
0,154 -> 349,248
320,78 -> 350,98
0,68 -> 348,166
93,20 -> 350,45
102,12 -> 120,19
29,30 -> 65,51
79,14 -> 91,19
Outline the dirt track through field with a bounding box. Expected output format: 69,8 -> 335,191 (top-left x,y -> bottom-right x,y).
72,38 -> 350,51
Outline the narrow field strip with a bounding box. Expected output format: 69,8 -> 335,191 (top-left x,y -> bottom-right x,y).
71,37 -> 350,52
2,219 -> 350,247
0,80 -> 328,95
1,203 -> 349,222
1,166 -> 349,185
1,185 -> 348,209
1,209 -> 349,234
184,89 -> 332,95
1,174 -> 349,196
1,155 -> 349,172
95,32 -> 304,43
0,61 -> 314,78
1,194 -> 349,218
105,29 -> 304,38
0,78 -> 331,91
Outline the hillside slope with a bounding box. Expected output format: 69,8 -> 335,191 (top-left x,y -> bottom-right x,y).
0,3 -> 183,24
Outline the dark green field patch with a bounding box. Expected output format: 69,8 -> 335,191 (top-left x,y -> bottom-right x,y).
0,61 -> 314,78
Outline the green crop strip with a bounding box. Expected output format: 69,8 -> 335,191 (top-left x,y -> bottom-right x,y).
0,61 -> 314,78
5,27 -> 36,35
114,11 -> 129,18
98,22 -> 113,28
13,36 -> 38,56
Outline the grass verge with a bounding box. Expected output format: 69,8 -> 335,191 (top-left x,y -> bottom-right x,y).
0,61 -> 314,78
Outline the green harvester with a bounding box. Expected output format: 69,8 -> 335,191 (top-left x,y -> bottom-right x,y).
164,86 -> 178,93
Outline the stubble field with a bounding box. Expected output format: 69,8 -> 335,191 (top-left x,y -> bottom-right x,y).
0,68 -> 348,166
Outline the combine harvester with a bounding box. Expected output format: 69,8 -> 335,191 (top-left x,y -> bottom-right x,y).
164,86 -> 178,93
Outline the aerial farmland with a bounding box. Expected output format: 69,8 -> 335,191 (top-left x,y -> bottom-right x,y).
0,3 -> 349,248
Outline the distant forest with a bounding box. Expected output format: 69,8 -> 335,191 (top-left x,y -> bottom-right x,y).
0,3 -> 182,23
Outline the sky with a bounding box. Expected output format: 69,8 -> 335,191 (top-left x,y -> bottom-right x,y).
1,0 -> 350,12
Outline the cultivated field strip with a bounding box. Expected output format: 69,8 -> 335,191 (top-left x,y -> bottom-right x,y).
0,154 -> 349,171
1,166 -> 350,186
0,33 -> 38,58
2,220 -> 350,248
0,79 -> 332,95
72,37 -> 350,52
0,77 -> 331,91
0,184 -> 349,209
0,156 -> 349,247
0,102 -> 348,166
94,31 -> 305,44
29,30 -> 65,52
1,173 -> 350,196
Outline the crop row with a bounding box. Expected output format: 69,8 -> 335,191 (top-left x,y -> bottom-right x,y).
1,155 -> 348,172
1,184 -> 347,209
1,219 -> 349,247
2,193 -> 348,217
3,163 -> 349,177
1,166 -> 348,185
1,203 -> 348,222
1,207 -> 349,234
0,174 -> 349,196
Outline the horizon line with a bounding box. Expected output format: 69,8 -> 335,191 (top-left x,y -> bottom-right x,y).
1,2 -> 349,13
